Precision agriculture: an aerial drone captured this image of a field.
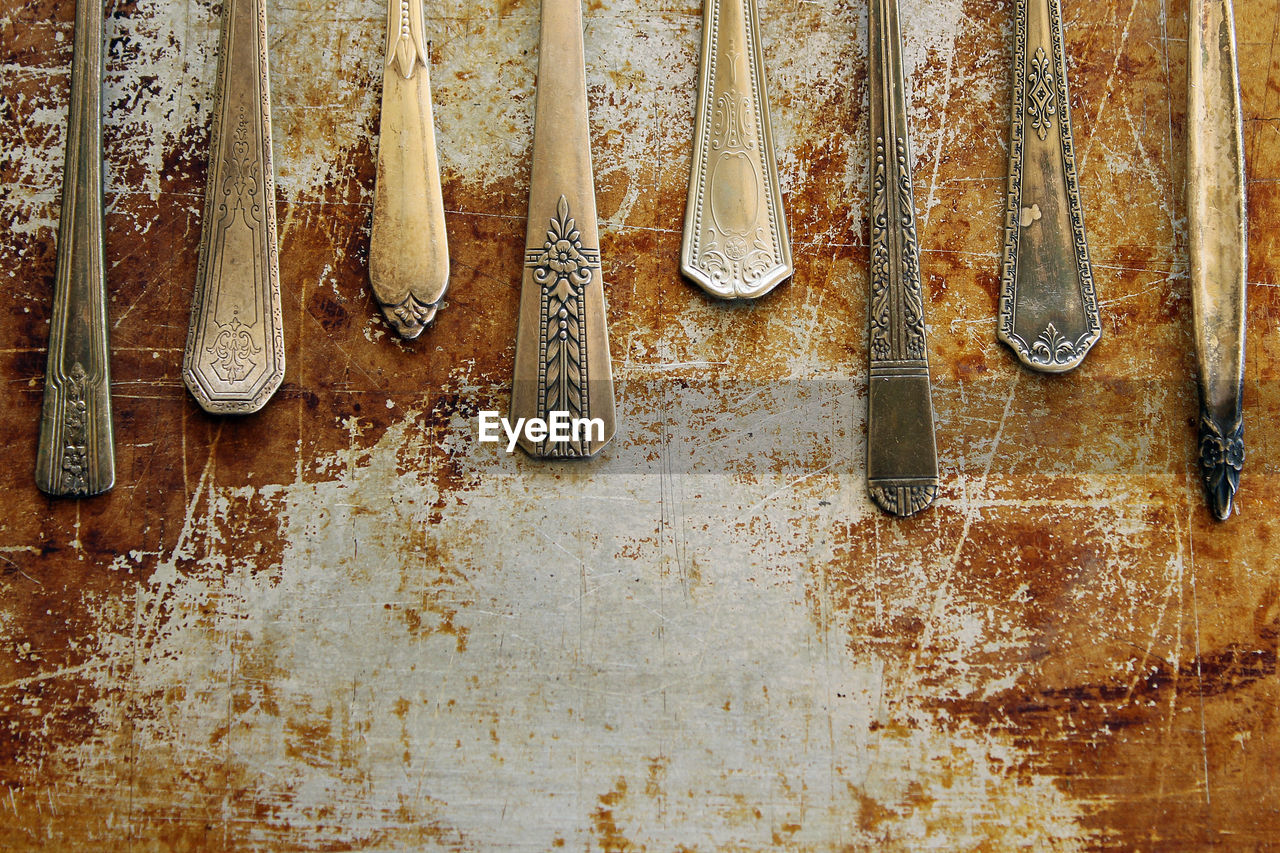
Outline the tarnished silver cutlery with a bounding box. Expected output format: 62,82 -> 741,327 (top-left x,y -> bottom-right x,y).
865,0 -> 939,517
369,0 -> 449,338
682,0 -> 791,300
1188,0 -> 1247,519
510,0 -> 617,457
183,0 -> 285,413
999,0 -> 1101,372
36,0 -> 113,496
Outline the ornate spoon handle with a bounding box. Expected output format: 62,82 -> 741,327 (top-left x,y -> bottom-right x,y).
998,0 -> 1100,372
865,0 -> 938,517
369,0 -> 449,339
1188,0 -> 1247,519
680,0 -> 791,300
183,0 -> 285,414
510,0 -> 616,458
36,0 -> 113,496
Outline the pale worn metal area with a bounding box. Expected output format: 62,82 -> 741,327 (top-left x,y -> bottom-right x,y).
3,0 -> 1280,847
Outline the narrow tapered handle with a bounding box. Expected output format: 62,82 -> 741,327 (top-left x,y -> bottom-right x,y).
510,0 -> 616,458
681,0 -> 791,300
998,0 -> 1101,372
1188,0 -> 1247,519
183,0 -> 285,414
369,0 -> 449,339
865,0 -> 938,517
36,0 -> 114,497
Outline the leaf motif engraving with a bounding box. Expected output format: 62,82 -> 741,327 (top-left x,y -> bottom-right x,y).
527,196 -> 596,457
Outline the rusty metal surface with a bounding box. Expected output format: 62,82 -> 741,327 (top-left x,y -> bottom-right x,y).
2,0 -> 1280,847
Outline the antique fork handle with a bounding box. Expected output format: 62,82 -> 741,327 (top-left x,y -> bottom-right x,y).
865,0 -> 938,517
183,0 -> 285,414
1188,0 -> 1247,519
510,0 -> 616,458
681,0 -> 791,300
36,0 -> 114,496
998,0 -> 1101,372
369,0 -> 449,339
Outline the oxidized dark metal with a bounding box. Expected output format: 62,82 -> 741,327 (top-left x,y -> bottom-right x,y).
1188,0 -> 1247,519
510,0 -> 616,457
183,0 -> 285,413
865,0 -> 938,517
35,0 -> 114,496
681,0 -> 791,300
369,0 -> 449,339
998,0 -> 1100,372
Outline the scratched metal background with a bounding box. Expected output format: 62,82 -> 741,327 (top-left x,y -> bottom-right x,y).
3,0 -> 1280,847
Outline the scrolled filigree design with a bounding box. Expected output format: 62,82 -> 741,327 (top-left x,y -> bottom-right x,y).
1027,46 -> 1057,140
206,316 -> 262,383
222,107 -> 261,221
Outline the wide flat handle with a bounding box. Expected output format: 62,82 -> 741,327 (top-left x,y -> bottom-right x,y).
36,0 -> 114,497
1188,0 -> 1247,519
681,0 -> 791,300
369,0 -> 449,339
509,0 -> 616,458
998,0 -> 1101,373
865,0 -> 938,517
183,0 -> 285,414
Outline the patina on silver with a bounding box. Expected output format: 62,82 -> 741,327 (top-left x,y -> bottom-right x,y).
1188,0 -> 1247,520
369,0 -> 449,339
183,0 -> 285,413
510,0 -> 616,457
681,0 -> 791,300
36,0 -> 113,496
865,0 -> 938,517
998,0 -> 1100,372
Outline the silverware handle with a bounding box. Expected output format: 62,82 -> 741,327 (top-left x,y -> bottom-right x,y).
681,0 -> 791,300
1189,0 -> 1247,519
865,0 -> 937,517
36,0 -> 114,497
183,0 -> 285,413
510,0 -> 616,458
369,0 -> 449,339
998,0 -> 1100,372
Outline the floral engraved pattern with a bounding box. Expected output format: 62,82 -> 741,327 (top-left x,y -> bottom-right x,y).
527,196 -> 596,457
895,137 -> 926,360
868,137 -> 928,363
207,316 -> 262,383
1200,412 -> 1244,518
1028,322 -> 1089,367
869,138 -> 892,360
1027,46 -> 1057,141
59,362 -> 90,495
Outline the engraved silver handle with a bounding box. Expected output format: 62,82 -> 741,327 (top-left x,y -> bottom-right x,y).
369,0 -> 449,339
681,0 -> 791,300
183,0 -> 285,414
36,0 -> 114,497
998,0 -> 1101,373
1188,0 -> 1247,519
865,0 -> 938,517
510,0 -> 616,458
